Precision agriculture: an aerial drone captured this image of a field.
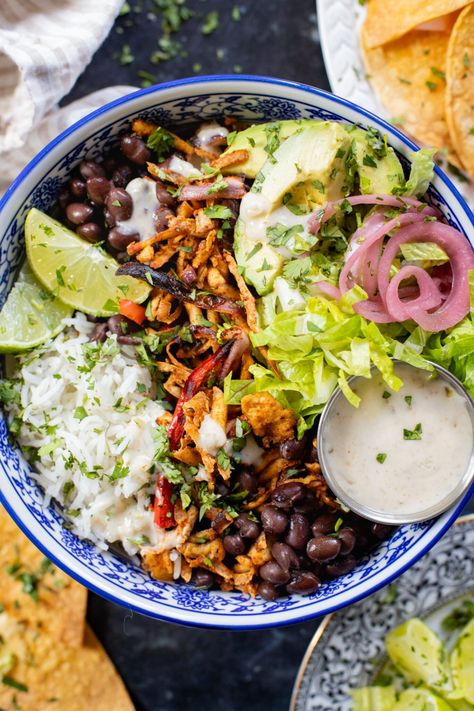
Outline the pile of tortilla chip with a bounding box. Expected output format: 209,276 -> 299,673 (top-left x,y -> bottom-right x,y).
0,505 -> 134,711
361,0 -> 474,177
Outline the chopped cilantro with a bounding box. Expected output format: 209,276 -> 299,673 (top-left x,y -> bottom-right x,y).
2,677 -> 28,692
464,52 -> 471,68
267,223 -> 303,247
55,265 -> 66,287
363,154 -> 377,168
382,391 -> 391,399
146,126 -> 174,162
245,242 -> 263,260
430,66 -> 446,81
376,452 -> 387,464
206,177 -> 228,195
201,10 -> 219,35
425,80 -> 437,92
152,425 -> 170,461
403,423 -> 422,440
404,395 -> 412,406
204,205 -> 232,220
119,44 -> 134,66
216,448 -> 231,470
73,406 -> 87,421
231,6 -> 241,21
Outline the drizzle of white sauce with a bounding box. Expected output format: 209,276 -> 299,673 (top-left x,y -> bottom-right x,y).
239,191 -> 313,256
198,414 -> 227,455
196,121 -> 229,153
240,435 -> 265,467
116,177 -> 159,241
321,362 -> 473,516
168,155 -> 203,179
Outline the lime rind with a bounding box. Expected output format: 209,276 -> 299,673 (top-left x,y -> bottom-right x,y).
25,208 -> 150,317
450,619 -> 474,705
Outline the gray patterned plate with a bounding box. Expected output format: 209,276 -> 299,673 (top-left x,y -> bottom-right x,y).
291,515 -> 474,711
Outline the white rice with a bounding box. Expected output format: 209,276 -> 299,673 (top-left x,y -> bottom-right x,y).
5,313 -> 168,556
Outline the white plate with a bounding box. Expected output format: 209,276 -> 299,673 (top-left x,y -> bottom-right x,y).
316,0 -> 474,206
291,514 -> 474,711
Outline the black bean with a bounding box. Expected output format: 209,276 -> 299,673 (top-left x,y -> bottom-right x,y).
306,535 -> 341,562
112,164 -> 134,188
69,177 -> 87,199
308,445 -> 319,463
79,160 -> 105,180
312,512 -> 338,536
271,542 -> 300,573
325,555 -> 357,578
271,481 -> 306,509
257,581 -> 278,601
117,335 -> 140,345
106,188 -> 133,221
104,209 -> 115,228
107,314 -> 129,336
89,323 -> 108,342
86,176 -> 111,205
338,528 -> 356,556
234,513 -> 260,539
156,181 -> 176,207
237,470 -> 258,496
285,513 -> 311,550
66,202 -> 94,226
120,134 -> 151,164
259,561 -> 290,585
116,251 -> 130,264
286,571 -> 320,595
261,506 -> 288,535
191,569 -> 214,588
181,266 -> 197,285
153,206 -> 172,233
223,533 -> 245,556
371,523 -> 394,540
294,491 -> 319,516
215,480 -> 231,497
77,222 -> 102,243
58,189 -> 71,209
107,227 -> 138,251
279,438 -> 307,461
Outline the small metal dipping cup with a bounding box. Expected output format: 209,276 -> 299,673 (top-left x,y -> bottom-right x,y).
317,361 -> 474,525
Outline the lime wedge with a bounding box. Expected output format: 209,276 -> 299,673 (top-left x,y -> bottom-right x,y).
451,619 -> 474,704
386,618 -> 452,691
0,262 -> 72,352
351,685 -> 396,710
25,208 -> 150,317
394,688 -> 454,711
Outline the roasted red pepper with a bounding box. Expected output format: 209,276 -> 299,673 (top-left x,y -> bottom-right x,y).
153,473 -> 176,528
167,338 -> 236,451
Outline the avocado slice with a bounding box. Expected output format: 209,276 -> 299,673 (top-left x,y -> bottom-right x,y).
234,123 -> 351,295
351,127 -> 405,194
223,119 -> 320,178
224,120 -> 405,196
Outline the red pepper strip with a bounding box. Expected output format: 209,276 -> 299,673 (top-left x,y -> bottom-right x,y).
153,473 -> 176,528
167,338 -> 236,451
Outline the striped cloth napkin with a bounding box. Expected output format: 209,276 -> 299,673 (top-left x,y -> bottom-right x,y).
0,0 -> 138,195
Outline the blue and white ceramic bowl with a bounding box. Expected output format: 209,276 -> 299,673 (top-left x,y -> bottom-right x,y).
0,76 -> 473,629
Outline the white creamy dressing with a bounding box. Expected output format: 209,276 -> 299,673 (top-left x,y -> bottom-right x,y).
198,414 -> 227,455
321,363 -> 473,516
239,435 -> 265,467
239,191 -> 314,259
168,154 -> 203,179
116,177 -> 160,241
196,121 -> 229,153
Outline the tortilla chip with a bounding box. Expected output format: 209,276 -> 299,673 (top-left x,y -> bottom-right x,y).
0,623 -> 134,711
363,0 -> 469,49
362,26 -> 458,157
241,392 -> 297,446
0,505 -> 87,648
446,4 -> 474,175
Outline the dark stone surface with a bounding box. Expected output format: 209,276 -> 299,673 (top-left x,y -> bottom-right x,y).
65,3 -> 473,709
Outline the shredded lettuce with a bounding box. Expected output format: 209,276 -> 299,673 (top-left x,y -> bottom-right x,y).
398,147 -> 436,198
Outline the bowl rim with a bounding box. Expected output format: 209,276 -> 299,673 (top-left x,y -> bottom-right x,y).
0,74 -> 473,629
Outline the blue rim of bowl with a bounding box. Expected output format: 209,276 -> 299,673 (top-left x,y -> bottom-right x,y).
0,74 -> 473,629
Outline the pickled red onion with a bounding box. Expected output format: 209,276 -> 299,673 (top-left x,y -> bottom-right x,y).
377,221 -> 474,331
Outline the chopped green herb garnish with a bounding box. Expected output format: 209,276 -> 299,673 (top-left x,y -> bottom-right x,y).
147,126 -> 174,162
403,423 -> 422,440
73,406 -> 87,421
201,10 -> 219,35
376,452 -> 387,464
404,395 -> 412,406
382,391 -> 392,399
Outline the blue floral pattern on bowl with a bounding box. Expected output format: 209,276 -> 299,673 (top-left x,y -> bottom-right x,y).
0,76 -> 472,628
